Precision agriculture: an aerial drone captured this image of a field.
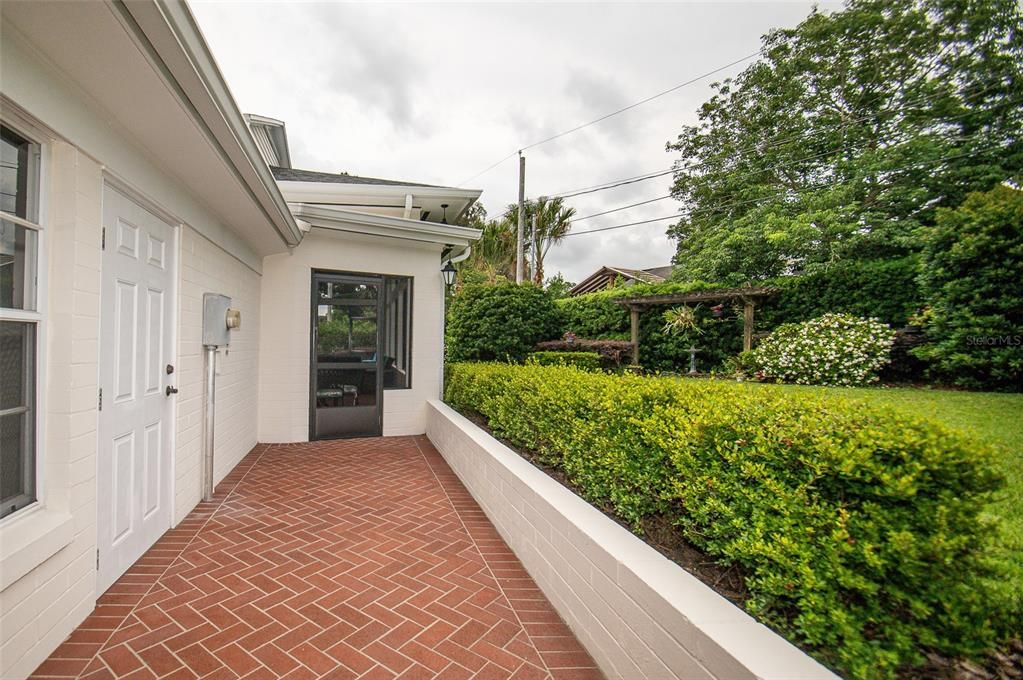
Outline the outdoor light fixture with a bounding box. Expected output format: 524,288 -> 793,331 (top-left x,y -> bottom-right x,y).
440,203 -> 449,224
441,259 -> 457,288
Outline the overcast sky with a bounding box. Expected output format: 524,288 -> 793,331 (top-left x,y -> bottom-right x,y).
191,1 -> 836,284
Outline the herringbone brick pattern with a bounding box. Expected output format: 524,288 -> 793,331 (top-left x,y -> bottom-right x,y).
32,437 -> 601,679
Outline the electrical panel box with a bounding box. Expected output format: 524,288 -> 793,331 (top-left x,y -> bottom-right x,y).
202,293 -> 232,347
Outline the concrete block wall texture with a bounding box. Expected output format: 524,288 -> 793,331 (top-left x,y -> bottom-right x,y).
174,226 -> 262,524
426,400 -> 839,680
0,143 -> 103,680
258,230 -> 446,441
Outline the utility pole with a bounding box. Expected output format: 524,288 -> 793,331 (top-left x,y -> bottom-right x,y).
516,152 -> 525,284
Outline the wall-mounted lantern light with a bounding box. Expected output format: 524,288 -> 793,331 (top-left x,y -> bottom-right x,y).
441,259 -> 457,288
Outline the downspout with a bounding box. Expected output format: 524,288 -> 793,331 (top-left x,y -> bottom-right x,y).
203,344 -> 217,501
448,245 -> 472,266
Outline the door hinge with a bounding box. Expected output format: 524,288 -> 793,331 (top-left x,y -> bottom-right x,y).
95,549 -> 99,570
98,388 -> 103,412
101,227 -> 106,250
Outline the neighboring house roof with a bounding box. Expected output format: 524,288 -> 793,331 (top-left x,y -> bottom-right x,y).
271,166 -> 444,189
568,265 -> 674,296
643,265 -> 676,280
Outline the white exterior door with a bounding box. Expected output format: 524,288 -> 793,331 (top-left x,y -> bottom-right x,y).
97,186 -> 176,594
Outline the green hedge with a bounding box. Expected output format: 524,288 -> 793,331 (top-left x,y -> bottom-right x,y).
914,186 -> 1023,390
762,256 -> 922,328
446,282 -> 562,362
528,351 -> 602,371
557,288 -> 629,339
445,363 -> 1008,677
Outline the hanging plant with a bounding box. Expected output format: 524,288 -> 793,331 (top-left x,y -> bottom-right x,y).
662,304 -> 704,342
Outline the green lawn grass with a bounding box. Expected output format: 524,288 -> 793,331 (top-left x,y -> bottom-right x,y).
748,382 -> 1023,622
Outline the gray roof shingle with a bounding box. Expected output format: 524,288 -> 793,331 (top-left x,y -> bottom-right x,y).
270,166 -> 443,188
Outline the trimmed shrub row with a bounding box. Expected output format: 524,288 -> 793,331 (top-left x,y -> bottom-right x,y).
534,339 -> 633,367
445,362 -> 1009,678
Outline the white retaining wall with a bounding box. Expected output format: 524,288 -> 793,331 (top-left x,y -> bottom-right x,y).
426,400 -> 838,680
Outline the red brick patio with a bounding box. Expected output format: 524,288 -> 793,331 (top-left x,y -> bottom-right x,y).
32,437 -> 602,679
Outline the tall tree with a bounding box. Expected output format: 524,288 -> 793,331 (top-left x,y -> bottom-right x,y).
666,0 -> 1023,284
544,273 -> 576,299
455,204 -> 520,283
504,196 -> 576,284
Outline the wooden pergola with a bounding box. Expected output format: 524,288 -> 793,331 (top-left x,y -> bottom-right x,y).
613,286 -> 780,366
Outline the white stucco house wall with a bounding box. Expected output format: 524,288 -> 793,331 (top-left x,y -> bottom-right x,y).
0,2 -> 480,677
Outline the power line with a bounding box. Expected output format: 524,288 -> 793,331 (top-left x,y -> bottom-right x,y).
554,170 -> 675,199
572,195 -> 673,221
565,141 -> 1013,237
457,151 -> 519,188
454,49 -> 763,187
520,51 -> 763,153
550,81 -> 1017,200
548,168 -> 672,198
565,213 -> 682,236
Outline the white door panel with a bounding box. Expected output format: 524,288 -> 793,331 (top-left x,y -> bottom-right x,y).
98,186 -> 176,594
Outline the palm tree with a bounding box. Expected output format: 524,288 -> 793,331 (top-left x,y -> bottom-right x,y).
503,196 -> 576,284
463,219 -> 518,283
531,196 -> 575,284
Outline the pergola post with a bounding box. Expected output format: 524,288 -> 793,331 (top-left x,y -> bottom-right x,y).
743,299 -> 754,352
630,306 -> 641,365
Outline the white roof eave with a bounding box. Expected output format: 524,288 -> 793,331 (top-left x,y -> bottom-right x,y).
119,0 -> 303,247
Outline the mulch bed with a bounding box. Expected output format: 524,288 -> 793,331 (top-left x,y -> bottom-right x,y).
458,409 -> 1023,679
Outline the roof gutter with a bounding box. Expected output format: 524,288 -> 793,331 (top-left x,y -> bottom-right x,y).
111,0 -> 303,247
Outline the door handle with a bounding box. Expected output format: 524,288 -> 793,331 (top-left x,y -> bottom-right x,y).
166,386 -> 179,396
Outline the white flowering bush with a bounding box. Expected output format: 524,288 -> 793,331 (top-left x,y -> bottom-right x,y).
751,313 -> 895,386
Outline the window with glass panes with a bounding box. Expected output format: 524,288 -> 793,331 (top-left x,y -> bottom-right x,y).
1,122 -> 41,519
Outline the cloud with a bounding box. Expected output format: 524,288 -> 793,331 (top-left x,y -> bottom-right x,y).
311,5 -> 429,134
189,0 -> 836,282
561,70 -> 643,145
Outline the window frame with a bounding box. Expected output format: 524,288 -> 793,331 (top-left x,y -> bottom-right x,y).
382,276 -> 413,391
0,117 -> 45,522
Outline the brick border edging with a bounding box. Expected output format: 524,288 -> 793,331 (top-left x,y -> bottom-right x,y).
425,400 -> 838,680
